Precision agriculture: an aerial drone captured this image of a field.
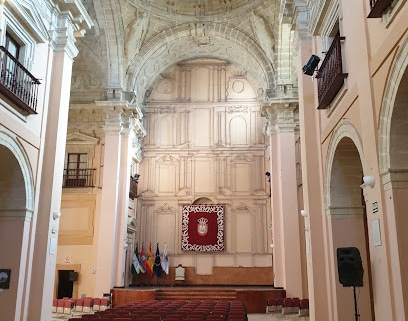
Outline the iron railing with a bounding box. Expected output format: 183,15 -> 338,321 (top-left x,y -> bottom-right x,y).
0,46 -> 40,114
316,37 -> 347,110
368,0 -> 393,18
63,168 -> 96,188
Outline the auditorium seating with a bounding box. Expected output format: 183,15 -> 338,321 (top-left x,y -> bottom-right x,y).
265,297 -> 309,316
66,298 -> 248,321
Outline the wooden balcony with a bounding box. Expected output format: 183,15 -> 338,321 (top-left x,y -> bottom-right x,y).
129,175 -> 139,200
0,46 -> 40,115
368,0 -> 393,18
63,168 -> 96,188
316,37 -> 347,110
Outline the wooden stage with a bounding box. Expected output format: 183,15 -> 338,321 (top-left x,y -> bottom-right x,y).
111,286 -> 286,313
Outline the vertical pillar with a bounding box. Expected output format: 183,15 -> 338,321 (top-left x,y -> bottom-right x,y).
296,42 -> 330,320
114,113 -> 133,287
264,102 -> 304,298
94,105 -> 123,295
28,9 -> 91,320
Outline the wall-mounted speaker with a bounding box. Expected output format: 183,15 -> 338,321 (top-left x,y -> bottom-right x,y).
337,247 -> 364,287
302,55 -> 321,76
68,271 -> 78,282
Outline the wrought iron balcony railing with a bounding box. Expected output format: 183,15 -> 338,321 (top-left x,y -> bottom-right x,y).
368,0 -> 393,18
0,46 -> 40,114
129,175 -> 139,200
63,168 -> 96,188
316,37 -> 348,110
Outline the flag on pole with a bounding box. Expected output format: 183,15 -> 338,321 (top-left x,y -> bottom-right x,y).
161,243 -> 169,275
140,243 -> 149,274
146,243 -> 154,277
131,243 -> 141,277
153,243 -> 162,277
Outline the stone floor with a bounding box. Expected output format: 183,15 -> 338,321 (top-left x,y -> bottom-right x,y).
52,312 -> 309,321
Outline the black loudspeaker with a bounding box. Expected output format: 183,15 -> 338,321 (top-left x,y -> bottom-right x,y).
68,271 -> 78,282
302,55 -> 321,76
337,247 -> 364,287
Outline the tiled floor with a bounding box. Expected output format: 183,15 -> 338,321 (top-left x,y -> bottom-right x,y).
52,312 -> 309,321
248,313 -> 309,321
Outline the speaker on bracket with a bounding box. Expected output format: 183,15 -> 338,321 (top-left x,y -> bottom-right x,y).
337,247 -> 364,287
68,271 -> 78,282
302,55 -> 321,76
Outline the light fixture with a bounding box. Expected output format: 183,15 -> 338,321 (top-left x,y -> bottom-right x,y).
53,212 -> 61,220
302,55 -> 320,76
300,210 -> 308,217
363,175 -> 375,188
265,172 -> 271,182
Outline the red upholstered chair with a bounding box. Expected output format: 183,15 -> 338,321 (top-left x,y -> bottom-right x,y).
282,298 -> 294,314
75,298 -> 84,312
83,298 -> 93,313
266,298 -> 277,313
299,298 -> 309,316
100,298 -> 110,311
292,297 -> 300,313
275,298 -> 283,312
57,299 -> 65,314
52,299 -> 58,313
101,314 -> 121,321
64,299 -> 74,315
93,298 -> 101,311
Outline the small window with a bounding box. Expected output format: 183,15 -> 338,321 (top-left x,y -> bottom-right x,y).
5,32 -> 20,60
65,153 -> 88,187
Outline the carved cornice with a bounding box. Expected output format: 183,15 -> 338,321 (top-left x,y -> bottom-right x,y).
262,100 -> 299,135
381,169 -> 408,191
47,0 -> 93,59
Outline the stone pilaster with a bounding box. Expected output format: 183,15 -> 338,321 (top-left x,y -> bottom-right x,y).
263,101 -> 304,298
29,4 -> 92,321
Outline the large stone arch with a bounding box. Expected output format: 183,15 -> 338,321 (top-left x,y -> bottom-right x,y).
325,121 -> 364,209
379,35 -> 408,172
377,34 -> 408,320
126,22 -> 276,106
0,131 -> 34,219
323,121 -> 373,321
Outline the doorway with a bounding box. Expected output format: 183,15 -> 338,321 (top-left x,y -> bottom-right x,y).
57,270 -> 74,299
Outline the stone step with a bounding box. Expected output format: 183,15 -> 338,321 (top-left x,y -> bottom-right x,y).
155,288 -> 237,301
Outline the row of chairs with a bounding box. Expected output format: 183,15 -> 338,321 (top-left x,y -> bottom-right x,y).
53,297 -> 111,315
69,299 -> 248,321
266,297 -> 309,316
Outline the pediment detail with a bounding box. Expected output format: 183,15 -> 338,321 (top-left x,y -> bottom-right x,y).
66,132 -> 99,145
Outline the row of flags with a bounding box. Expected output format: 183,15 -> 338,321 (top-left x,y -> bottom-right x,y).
131,242 -> 169,278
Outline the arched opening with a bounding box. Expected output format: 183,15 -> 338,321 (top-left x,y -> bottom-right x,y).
387,65 -> 408,317
0,141 -> 29,320
328,137 -> 373,321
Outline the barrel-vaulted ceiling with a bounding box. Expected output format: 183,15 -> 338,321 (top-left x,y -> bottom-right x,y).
71,0 -> 290,108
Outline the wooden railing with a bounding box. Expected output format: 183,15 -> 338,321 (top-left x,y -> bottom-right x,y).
129,176 -> 139,200
316,37 -> 347,110
0,46 -> 40,114
368,0 -> 393,18
63,168 -> 96,188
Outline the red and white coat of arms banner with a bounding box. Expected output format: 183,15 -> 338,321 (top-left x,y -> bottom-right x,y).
181,205 -> 225,252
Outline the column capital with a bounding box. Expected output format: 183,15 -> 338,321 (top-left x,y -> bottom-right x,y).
48,1 -> 93,60
262,100 -> 299,135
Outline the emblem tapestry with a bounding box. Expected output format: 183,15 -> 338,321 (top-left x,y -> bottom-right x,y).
181,205 -> 225,252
